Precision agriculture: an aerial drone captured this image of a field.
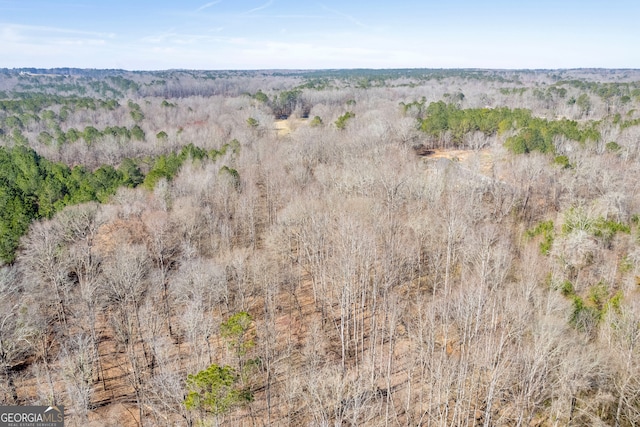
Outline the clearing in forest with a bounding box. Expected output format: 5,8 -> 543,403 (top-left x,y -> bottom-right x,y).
420,147 -> 495,177
274,118 -> 308,136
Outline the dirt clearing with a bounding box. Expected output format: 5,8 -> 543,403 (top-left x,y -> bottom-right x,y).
274,118 -> 308,136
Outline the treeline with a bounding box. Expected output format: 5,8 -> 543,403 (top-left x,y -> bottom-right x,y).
300,68 -> 523,84
0,145 -> 130,262
0,95 -> 121,140
411,100 -> 601,153
5,72 -> 140,98
251,88 -> 310,118
142,140 -> 239,190
37,124 -> 145,146
0,141 -> 239,263
0,93 -> 119,114
554,79 -> 640,102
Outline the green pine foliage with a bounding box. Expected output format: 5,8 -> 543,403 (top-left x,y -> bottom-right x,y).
414,101 -> 601,153
562,207 -> 630,245
418,101 -> 527,143
130,125 -> 145,141
16,124 -> 145,146
142,152 -> 185,190
142,143 -> 228,190
504,117 -> 600,154
272,89 -> 302,118
605,141 -> 621,152
184,364 -> 252,416
220,311 -> 254,358
246,117 -> 259,128
252,90 -> 269,103
309,116 -> 323,127
0,140 -> 240,263
569,283 -> 622,333
525,220 -> 555,255
553,155 -> 572,168
0,146 -> 124,262
335,111 -> 355,130
185,311 -> 256,419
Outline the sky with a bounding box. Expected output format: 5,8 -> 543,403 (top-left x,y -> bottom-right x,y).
1,0 -> 639,70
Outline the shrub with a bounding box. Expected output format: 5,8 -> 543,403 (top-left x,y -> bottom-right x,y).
335,111 -> 355,130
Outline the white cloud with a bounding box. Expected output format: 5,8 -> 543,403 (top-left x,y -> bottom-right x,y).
0,23 -> 118,67
0,23 -> 115,39
196,1 -> 222,12
318,3 -> 371,30
243,0 -> 274,15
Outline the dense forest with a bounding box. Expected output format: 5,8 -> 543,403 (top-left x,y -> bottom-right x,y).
1,67 -> 640,426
